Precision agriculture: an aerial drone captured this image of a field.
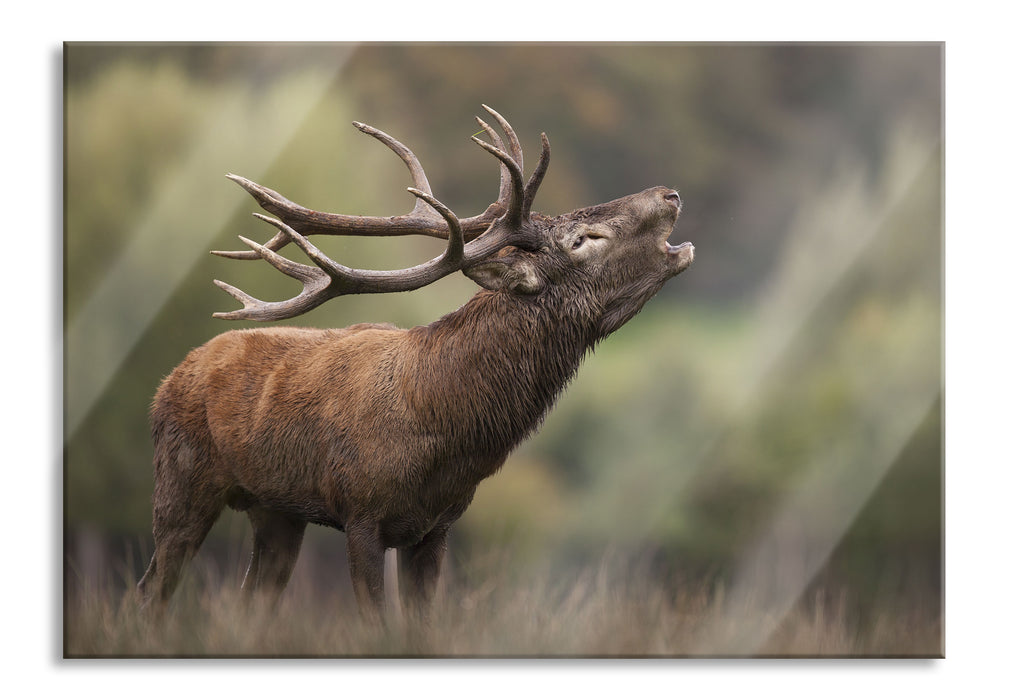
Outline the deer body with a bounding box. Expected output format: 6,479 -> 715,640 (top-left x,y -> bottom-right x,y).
138,108 -> 693,619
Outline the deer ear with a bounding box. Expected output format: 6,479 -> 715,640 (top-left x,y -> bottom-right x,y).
464,258 -> 544,294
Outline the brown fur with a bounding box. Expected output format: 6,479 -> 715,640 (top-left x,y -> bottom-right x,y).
138,186 -> 694,620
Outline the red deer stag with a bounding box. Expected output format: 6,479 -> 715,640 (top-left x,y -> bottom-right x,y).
138,106 -> 694,620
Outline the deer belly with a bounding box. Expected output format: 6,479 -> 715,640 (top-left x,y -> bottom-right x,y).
225,484 -> 345,530
376,487 -> 476,549
377,515 -> 434,548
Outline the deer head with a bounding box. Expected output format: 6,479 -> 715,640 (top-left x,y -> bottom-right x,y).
211,105 -> 693,338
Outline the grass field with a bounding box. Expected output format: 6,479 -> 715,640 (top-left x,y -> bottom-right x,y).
64,552 -> 941,658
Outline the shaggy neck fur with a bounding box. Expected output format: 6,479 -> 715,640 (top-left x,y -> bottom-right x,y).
404,286 -> 599,480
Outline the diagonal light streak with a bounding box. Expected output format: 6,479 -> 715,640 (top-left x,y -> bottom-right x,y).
65,55 -> 353,439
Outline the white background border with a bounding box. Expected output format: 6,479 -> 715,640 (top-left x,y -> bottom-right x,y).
8,2 -> 1002,696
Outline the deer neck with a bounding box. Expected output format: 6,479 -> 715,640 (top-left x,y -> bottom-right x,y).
406,289 -> 595,473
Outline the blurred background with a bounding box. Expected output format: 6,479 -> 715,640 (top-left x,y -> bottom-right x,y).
64,43 -> 942,655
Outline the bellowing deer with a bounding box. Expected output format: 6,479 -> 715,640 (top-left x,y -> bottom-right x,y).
138,106 -> 693,620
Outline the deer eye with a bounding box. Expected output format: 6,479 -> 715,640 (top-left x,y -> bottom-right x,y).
572,231 -> 605,250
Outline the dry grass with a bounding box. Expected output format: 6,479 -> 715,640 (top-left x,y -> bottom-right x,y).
63,554 -> 941,658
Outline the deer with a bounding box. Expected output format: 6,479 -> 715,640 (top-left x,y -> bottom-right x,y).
137,106 -> 694,622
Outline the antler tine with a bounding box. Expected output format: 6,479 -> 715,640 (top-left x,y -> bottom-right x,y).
474,117 -> 514,217
214,117 -> 458,261
481,104 -> 524,174
211,175 -> 296,260
212,270 -> 331,321
212,279 -> 263,317
352,121 -> 437,218
522,133 -> 551,220
212,190 -> 467,322
212,219 -> 336,321
471,135 -> 525,229
407,188 -> 465,265
211,231 -> 288,260
238,230 -> 323,283
247,214 -> 348,282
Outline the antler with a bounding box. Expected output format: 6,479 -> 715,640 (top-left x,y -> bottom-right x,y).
212,106 -> 550,322
216,105 -> 537,260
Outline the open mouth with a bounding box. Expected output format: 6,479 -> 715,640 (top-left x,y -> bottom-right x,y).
664,238 -> 694,275
659,189 -> 692,272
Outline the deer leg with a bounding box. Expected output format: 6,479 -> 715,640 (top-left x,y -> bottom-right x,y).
137,491 -> 224,614
241,507 -> 306,605
397,526 -> 449,622
345,521 -> 386,623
